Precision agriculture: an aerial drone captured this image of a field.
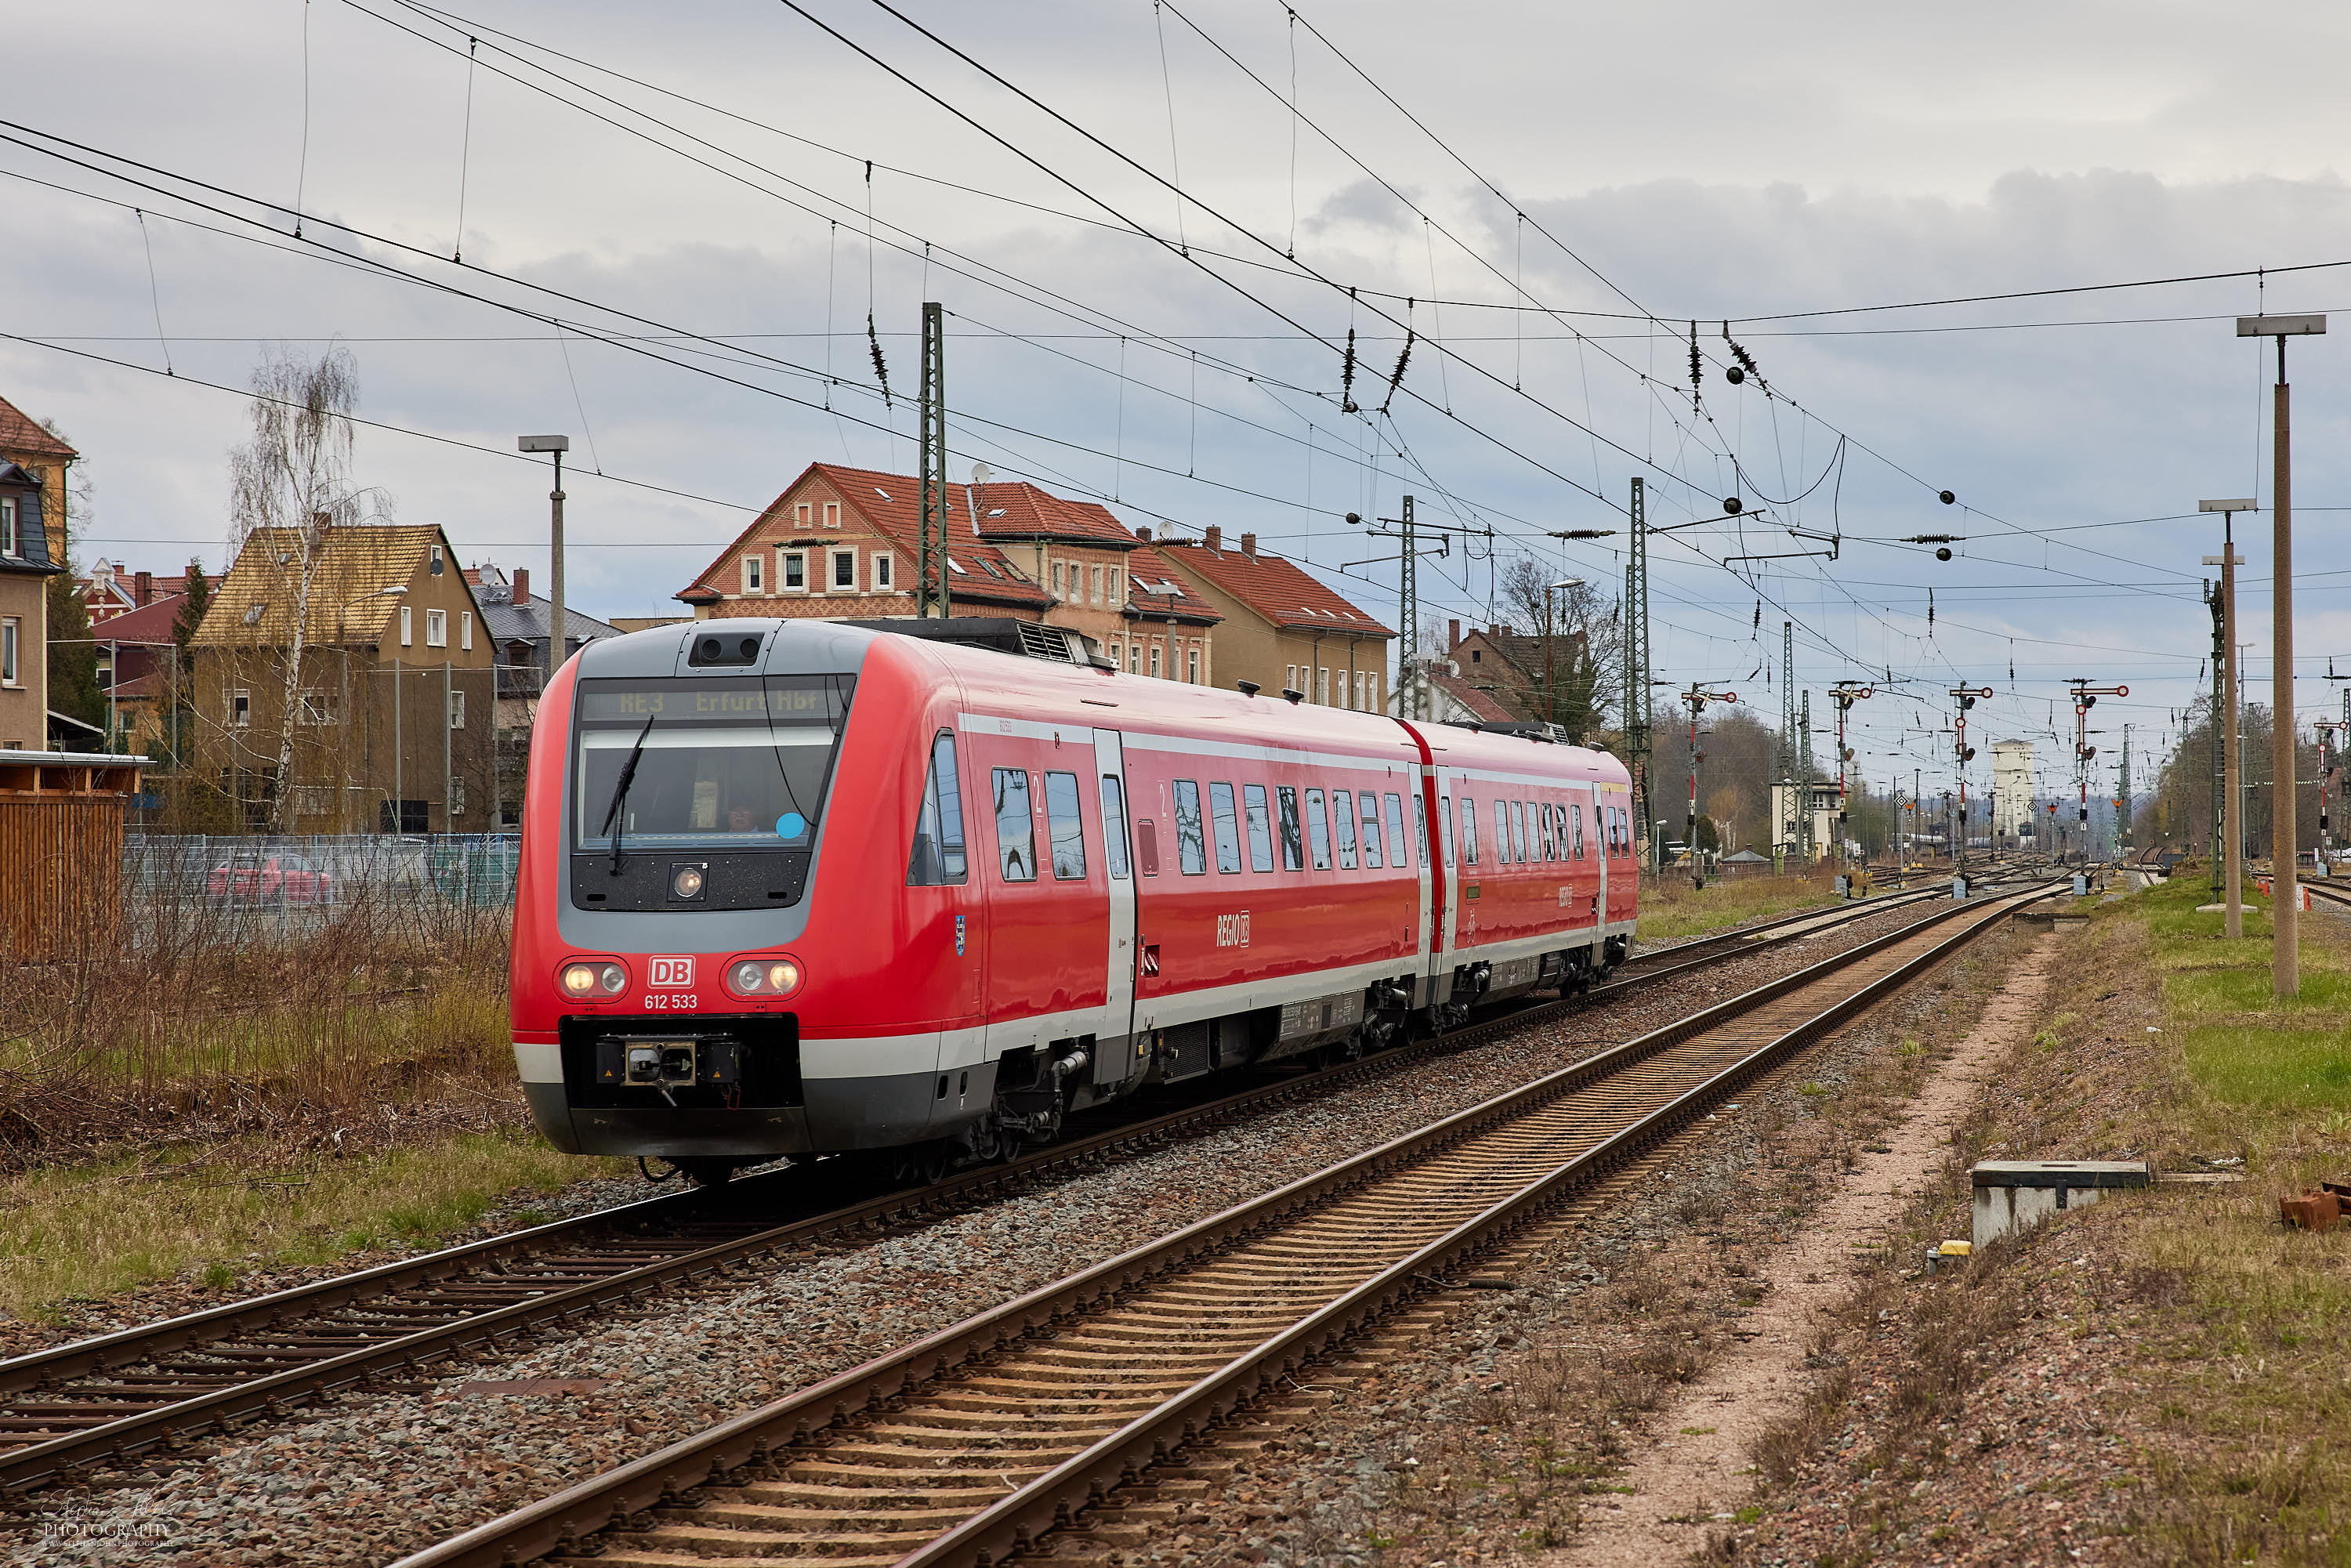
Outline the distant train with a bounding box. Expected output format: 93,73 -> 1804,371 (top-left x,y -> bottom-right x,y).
510,618 -> 1639,1182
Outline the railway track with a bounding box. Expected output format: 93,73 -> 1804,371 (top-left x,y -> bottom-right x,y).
396,878 -> 2062,1568
0,871 -> 2018,1499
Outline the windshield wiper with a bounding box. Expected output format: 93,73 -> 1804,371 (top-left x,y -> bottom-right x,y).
599,713 -> 657,875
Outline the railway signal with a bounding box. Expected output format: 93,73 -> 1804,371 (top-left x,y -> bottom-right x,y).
1681,683 -> 1737,888
1830,682 -> 1873,856
2068,680 -> 2128,862
1948,685 -> 1992,870
2202,501 -> 2251,931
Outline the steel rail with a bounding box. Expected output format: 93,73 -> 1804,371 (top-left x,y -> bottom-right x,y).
388,878 -> 2059,1568
0,871 -> 2015,1494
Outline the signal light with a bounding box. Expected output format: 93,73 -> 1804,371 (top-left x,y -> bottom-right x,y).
726,954 -> 804,1000
560,960 -> 628,999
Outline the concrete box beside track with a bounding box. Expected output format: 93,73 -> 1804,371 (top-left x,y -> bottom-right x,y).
1972,1160 -> 2149,1248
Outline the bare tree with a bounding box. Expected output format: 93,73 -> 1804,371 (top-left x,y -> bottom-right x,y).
1495,556 -> 1622,740
226,346 -> 386,833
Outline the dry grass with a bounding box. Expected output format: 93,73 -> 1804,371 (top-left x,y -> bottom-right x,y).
1637,870 -> 1843,945
0,846 -> 524,1169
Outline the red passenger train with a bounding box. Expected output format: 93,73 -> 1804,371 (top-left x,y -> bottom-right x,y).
512,617 -> 1638,1182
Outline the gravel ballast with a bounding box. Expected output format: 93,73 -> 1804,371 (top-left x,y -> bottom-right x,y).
14,894 -> 1980,1566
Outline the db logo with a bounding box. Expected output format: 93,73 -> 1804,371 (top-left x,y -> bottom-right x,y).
649,955 -> 695,988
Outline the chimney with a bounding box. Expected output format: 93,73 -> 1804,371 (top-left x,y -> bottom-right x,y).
135,570 -> 153,607
1490,623 -> 1504,639
513,567 -> 530,607
1204,525 -> 1223,551
1133,526 -> 1152,543
1240,532 -> 1257,556
1447,619 -> 1460,650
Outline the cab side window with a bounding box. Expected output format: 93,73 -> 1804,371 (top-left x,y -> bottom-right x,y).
993,768 -> 1036,882
907,731 -> 968,886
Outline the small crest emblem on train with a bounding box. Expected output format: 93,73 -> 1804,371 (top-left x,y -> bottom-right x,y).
955,915 -> 967,957
648,955 -> 694,988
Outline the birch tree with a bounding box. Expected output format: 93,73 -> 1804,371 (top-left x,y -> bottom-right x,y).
227,346 -> 382,834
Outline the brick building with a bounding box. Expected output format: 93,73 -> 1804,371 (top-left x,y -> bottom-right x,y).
1148,527 -> 1393,709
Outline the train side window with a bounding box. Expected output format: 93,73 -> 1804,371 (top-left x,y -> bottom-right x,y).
1333,789 -> 1360,868
1458,797 -> 1479,866
1539,802 -> 1556,862
1573,803 -> 1587,859
1277,786 -> 1304,870
1306,789 -> 1333,871
1044,771 -> 1088,880
1172,780 -> 1208,875
1438,794 -> 1454,867
993,768 -> 1037,882
906,731 -> 969,886
1350,791 -> 1378,868
1389,792 -> 1412,869
1244,784 -> 1275,871
1136,817 -> 1161,876
1510,800 -> 1527,864
1208,782 -> 1244,873
1099,777 -> 1132,879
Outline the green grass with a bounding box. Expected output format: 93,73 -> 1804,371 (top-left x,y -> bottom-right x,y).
1636,872 -> 1842,944
0,1130 -> 618,1321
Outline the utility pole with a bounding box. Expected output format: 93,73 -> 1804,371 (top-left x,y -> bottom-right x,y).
1681,682 -> 1737,887
1778,622 -> 1796,863
517,436 -> 569,686
1947,685 -> 1991,871
2203,499 -> 2253,933
1799,688 -> 1815,863
2205,579 -> 2226,900
2237,311 -> 2323,995
1623,477 -> 1653,855
1353,498 -> 1449,722
917,302 -> 951,619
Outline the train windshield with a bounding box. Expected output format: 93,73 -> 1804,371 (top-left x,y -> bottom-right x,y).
572,676 -> 853,853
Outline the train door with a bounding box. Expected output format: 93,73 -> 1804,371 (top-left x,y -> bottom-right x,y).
1435,767 -> 1463,999
1093,729 -> 1142,1086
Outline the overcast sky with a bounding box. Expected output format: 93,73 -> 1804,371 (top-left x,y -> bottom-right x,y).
6,0 -> 2350,805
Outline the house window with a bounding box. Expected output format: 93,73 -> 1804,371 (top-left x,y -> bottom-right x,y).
229,689 -> 251,726
448,776 -> 466,817
426,609 -> 447,647
1187,647 -> 1200,684
459,610 -> 473,650
1286,664 -> 1297,692
782,551 -> 806,591
795,502 -> 812,529
296,689 -> 336,725
295,786 -> 333,819
1110,567 -> 1124,603
1090,563 -> 1103,604
1128,644 -> 1140,674
1052,560 -> 1067,599
1317,667 -> 1330,705
449,690 -> 466,730
743,555 -> 765,594
0,498 -> 16,556
429,542 -> 446,575
1150,644 -> 1162,679
0,617 -> 16,685
872,552 -> 894,590
823,502 -> 840,528
400,606 -> 413,646
831,549 -> 857,590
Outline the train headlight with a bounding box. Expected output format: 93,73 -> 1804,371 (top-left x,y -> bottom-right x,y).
671,864 -> 707,900
560,960 -> 629,999
724,954 -> 803,999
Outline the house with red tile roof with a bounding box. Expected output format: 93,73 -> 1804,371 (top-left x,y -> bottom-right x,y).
80,559 -> 191,625
1149,527 -> 1393,711
676,464 -> 1223,685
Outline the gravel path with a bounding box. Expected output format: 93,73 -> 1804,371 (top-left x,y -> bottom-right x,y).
13,894 -> 1962,1566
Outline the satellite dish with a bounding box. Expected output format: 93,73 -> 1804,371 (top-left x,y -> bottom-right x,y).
969,462 -> 994,485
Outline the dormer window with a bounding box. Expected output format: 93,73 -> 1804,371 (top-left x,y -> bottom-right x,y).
243,602 -> 266,625
0,497 -> 15,556
429,543 -> 446,575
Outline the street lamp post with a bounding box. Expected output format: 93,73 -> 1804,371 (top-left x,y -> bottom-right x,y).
518,435 -> 570,689
2235,311 -> 2324,997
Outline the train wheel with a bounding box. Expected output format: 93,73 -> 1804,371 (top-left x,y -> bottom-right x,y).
674,1157 -> 741,1187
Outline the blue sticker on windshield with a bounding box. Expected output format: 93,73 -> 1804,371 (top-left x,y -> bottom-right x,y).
777,813 -> 807,840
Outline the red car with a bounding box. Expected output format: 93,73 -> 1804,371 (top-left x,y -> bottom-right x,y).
206,852 -> 334,904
